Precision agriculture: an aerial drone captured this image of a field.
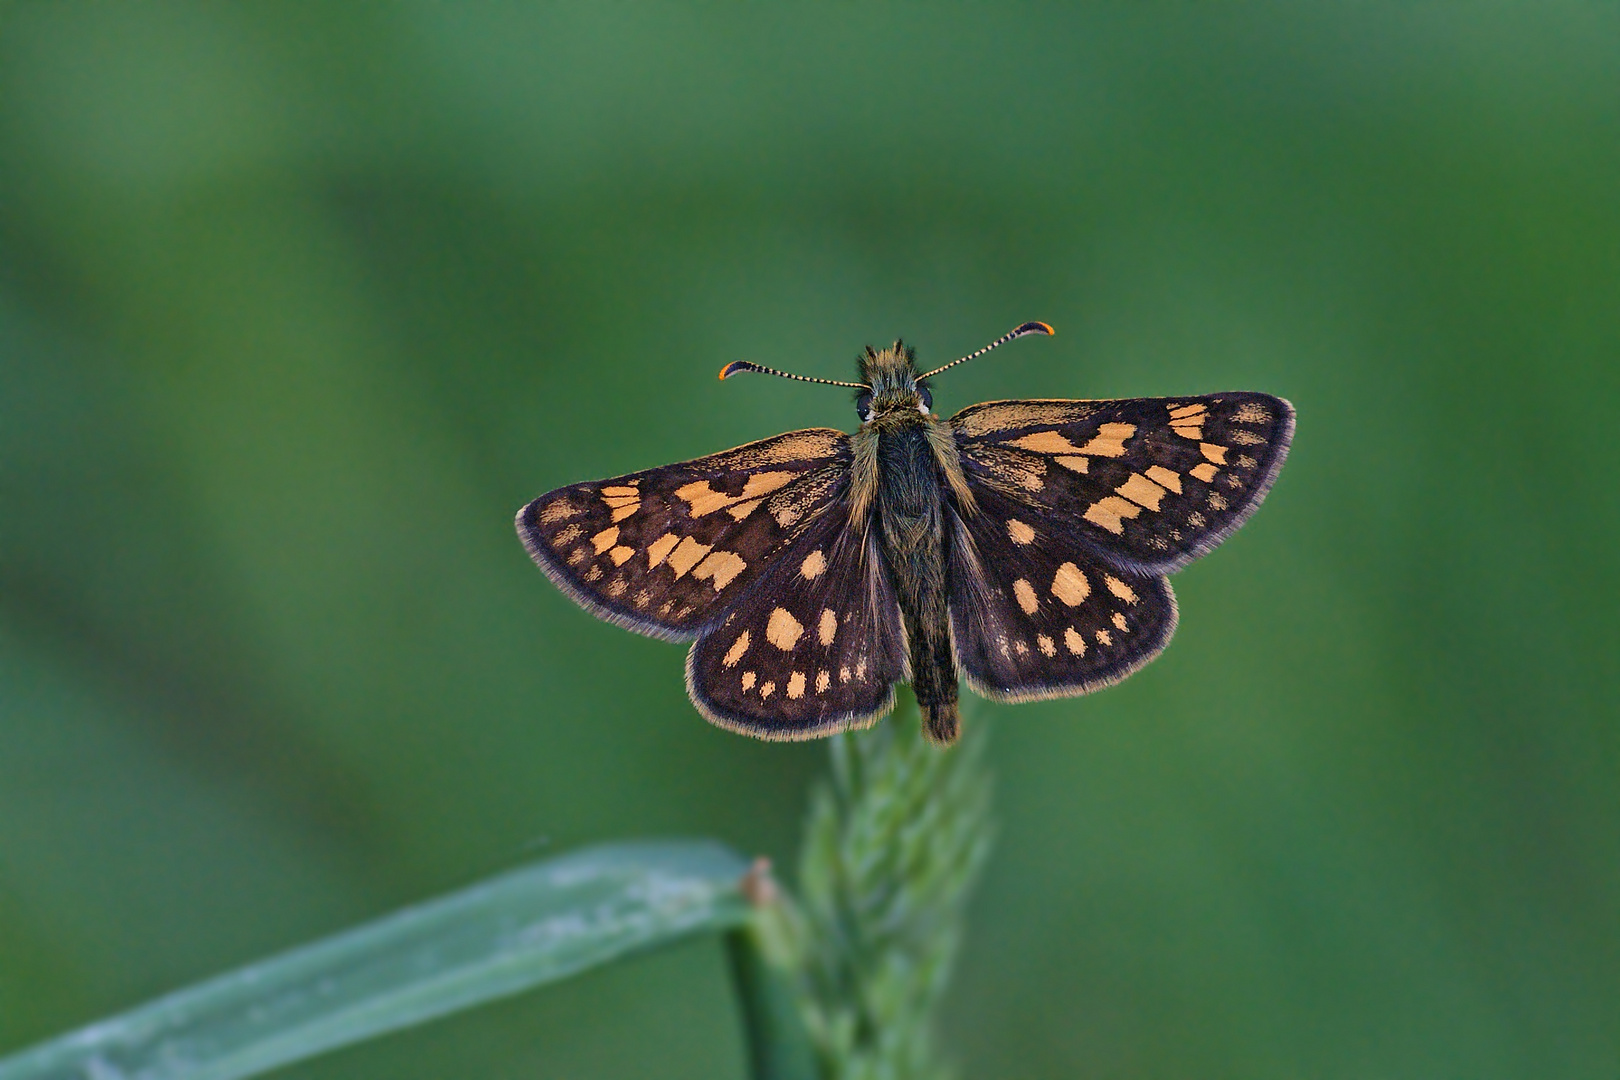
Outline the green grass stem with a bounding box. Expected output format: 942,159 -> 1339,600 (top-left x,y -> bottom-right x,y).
0,840 -> 752,1080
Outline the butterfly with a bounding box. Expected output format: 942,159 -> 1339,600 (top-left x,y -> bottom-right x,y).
517,323 -> 1293,745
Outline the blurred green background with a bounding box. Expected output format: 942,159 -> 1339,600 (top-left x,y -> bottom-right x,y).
1,4 -> 1615,1077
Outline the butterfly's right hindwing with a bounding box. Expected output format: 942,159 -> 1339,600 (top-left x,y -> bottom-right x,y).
946,492 -> 1178,703
687,508 -> 907,741
517,428 -> 851,641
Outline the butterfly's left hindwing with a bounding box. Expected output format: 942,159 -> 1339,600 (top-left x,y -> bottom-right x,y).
686,506 -> 908,740
517,428 -> 850,641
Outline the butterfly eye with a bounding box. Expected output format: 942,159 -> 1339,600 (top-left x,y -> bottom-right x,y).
918,386 -> 933,413
856,391 -> 873,421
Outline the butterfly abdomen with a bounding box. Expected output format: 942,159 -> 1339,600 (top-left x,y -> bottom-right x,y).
872,418 -> 960,745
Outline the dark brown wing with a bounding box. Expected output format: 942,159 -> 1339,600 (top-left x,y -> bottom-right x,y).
687,509 -> 907,741
951,394 -> 1294,574
946,498 -> 1177,703
517,428 -> 850,641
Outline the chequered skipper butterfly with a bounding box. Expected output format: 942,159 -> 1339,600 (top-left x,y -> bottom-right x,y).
518,323 -> 1293,745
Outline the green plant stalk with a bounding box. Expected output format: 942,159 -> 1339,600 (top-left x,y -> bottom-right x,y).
0,840 -> 752,1080
725,898 -> 820,1080
790,691 -> 996,1080
0,700 -> 993,1080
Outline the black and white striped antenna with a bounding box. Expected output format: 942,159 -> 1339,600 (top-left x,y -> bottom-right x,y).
717,321 -> 1052,388
717,360 -> 868,389
918,321 -> 1053,380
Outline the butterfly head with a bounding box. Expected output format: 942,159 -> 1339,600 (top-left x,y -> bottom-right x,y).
855,340 -> 932,423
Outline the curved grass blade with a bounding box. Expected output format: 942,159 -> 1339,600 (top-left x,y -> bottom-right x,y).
0,840 -> 752,1080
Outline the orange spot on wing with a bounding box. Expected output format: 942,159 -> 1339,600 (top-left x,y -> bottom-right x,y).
1083,496 -> 1142,534
1076,423 -> 1135,458
1010,431 -> 1084,455
1051,563 -> 1089,606
667,536 -> 712,577
767,608 -> 804,650
694,550 -> 747,590
1145,465 -> 1182,494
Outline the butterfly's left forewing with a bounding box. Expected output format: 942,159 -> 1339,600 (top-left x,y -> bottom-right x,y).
517,428 -> 851,641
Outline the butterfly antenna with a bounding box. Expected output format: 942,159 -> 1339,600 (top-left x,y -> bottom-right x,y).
918,321 -> 1054,380
718,360 -> 869,389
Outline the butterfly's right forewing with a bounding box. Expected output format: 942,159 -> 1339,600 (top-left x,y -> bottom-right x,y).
952,393 -> 1293,574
